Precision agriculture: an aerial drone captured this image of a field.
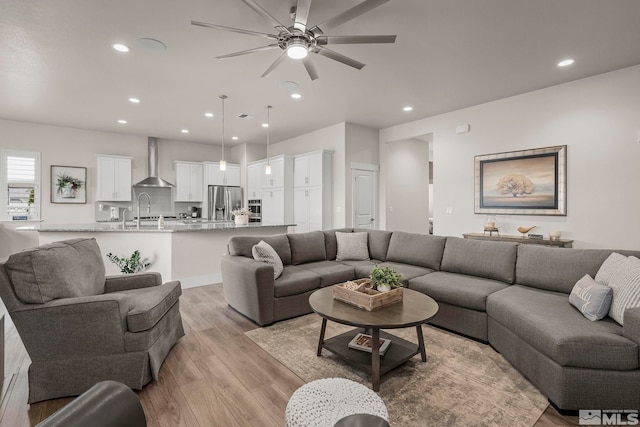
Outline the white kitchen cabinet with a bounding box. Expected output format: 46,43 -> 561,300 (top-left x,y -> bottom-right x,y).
262,188 -> 285,225
96,155 -> 132,201
205,162 -> 241,187
174,161 -> 203,202
247,161 -> 266,200
262,156 -> 287,189
293,150 -> 333,232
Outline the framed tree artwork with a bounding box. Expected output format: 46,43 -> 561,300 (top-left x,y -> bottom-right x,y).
51,165 -> 87,204
474,145 -> 567,216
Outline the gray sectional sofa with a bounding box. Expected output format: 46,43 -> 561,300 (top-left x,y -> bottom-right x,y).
221,229 -> 640,411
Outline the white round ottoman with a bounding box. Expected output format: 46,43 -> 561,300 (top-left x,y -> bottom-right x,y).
285,378 -> 388,427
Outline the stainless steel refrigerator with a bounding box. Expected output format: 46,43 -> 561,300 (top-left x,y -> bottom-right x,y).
208,185 -> 243,221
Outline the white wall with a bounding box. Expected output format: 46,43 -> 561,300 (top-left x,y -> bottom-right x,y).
386,138 -> 430,234
380,65 -> 640,249
0,119 -> 225,255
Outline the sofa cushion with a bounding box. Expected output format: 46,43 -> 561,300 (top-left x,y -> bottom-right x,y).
354,229 -> 393,261
441,237 -> 517,284
376,261 -> 434,286
569,274 -> 613,321
322,228 -> 353,260
228,234 -> 292,265
386,231 -> 446,270
487,285 -> 638,370
409,271 -> 509,311
121,281 -> 182,332
5,238 -> 106,304
514,246 -> 640,294
274,265 -> 321,298
288,231 -> 327,265
297,261 -> 356,287
337,260 -> 381,279
252,240 -> 283,279
608,256 -> 640,325
336,232 -> 369,261
595,252 -> 628,286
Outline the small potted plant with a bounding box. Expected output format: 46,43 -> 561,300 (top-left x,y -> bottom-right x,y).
369,265 -> 402,292
56,173 -> 83,198
232,207 -> 252,225
106,250 -> 151,274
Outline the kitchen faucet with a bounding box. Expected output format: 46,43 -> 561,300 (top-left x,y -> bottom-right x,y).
136,192 -> 151,228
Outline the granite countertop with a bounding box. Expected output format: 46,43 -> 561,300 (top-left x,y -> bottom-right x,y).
16,222 -> 294,233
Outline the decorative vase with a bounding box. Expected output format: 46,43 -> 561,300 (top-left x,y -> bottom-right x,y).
234,215 -> 249,225
549,230 -> 561,241
61,185 -> 75,198
377,284 -> 391,292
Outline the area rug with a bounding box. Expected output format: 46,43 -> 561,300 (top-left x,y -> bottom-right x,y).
245,315 -> 548,426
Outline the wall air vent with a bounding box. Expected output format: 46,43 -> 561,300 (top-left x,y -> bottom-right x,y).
237,113 -> 254,119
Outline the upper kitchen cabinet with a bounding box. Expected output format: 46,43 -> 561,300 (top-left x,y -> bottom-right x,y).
96,155 -> 132,201
204,162 -> 241,187
247,161 -> 266,200
294,150 -> 331,187
262,155 -> 293,189
174,161 -> 203,202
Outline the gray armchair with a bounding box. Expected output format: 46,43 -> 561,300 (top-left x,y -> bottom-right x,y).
0,238 -> 184,403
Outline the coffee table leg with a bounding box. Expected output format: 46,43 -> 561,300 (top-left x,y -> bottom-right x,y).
317,318 -> 327,356
416,325 -> 427,362
371,328 -> 380,392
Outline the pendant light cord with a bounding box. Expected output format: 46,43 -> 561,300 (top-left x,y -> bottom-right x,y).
219,95 -> 228,164
266,105 -> 271,165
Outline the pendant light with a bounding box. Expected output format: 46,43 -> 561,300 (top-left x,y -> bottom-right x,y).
219,94 -> 228,171
265,105 -> 272,175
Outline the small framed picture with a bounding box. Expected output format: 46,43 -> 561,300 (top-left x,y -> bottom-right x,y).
51,165 -> 87,204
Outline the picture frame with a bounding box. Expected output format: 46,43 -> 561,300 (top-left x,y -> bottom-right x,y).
51,165 -> 87,204
474,145 -> 566,216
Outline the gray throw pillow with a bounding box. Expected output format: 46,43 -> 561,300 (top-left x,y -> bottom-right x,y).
252,240 -> 283,279
595,252 -> 627,286
607,256 -> 640,325
569,274 -> 613,321
336,232 -> 370,261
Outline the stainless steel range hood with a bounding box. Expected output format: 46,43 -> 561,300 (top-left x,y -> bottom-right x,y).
133,137 -> 174,187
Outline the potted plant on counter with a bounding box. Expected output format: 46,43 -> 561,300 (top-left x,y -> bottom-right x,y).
369,265 -> 402,292
232,207 -> 252,225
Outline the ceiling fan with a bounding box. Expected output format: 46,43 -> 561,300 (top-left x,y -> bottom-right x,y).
191,0 -> 396,80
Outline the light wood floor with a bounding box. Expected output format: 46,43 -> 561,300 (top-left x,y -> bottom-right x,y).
1,283 -> 578,426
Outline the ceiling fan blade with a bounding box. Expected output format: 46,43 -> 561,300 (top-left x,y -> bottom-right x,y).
314,46 -> 365,70
301,56 -> 319,81
293,0 -> 312,32
191,20 -> 277,39
240,0 -> 286,29
310,0 -> 390,34
261,51 -> 288,78
216,44 -> 280,59
317,35 -> 396,45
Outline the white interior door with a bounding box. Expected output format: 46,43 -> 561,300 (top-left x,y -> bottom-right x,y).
353,168 -> 377,229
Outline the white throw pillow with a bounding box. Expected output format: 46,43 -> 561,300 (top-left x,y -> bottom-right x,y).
595,252 -> 628,286
336,232 -> 370,261
569,274 -> 613,321
607,256 -> 640,325
252,240 -> 283,279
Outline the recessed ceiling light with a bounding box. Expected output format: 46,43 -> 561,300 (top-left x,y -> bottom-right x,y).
261,123 -> 269,128
117,119 -> 127,124
232,136 -> 239,140
403,106 -> 413,112
204,112 -> 214,118
128,97 -> 140,103
291,93 -> 302,99
112,43 -> 129,52
558,58 -> 574,67
181,129 -> 189,134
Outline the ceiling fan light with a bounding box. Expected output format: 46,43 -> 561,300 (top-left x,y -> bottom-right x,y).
287,42 -> 308,59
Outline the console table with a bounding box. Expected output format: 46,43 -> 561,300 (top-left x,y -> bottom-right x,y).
463,233 -> 573,248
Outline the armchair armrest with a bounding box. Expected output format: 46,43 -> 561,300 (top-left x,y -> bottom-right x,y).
623,306 -> 640,350
104,272 -> 162,293
221,255 -> 275,326
10,294 -> 130,361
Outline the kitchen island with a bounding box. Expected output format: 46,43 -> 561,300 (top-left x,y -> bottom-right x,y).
18,222 -> 293,288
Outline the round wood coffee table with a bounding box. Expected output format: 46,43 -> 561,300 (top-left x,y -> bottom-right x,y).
309,286 -> 439,391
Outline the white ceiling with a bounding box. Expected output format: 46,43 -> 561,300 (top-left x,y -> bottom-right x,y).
1,0 -> 639,146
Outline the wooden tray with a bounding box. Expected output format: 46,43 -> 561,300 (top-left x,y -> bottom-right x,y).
333,279 -> 403,311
